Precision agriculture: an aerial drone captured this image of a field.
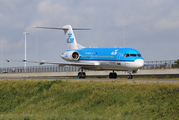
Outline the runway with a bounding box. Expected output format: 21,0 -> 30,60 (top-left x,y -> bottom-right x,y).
1,77 -> 179,83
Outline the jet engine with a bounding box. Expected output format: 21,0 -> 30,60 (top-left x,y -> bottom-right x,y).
61,51 -> 80,61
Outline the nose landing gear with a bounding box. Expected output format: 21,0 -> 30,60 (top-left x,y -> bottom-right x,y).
127,71 -> 133,79
127,74 -> 133,79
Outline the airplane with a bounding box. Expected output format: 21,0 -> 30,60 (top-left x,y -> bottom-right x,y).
6,25 -> 175,79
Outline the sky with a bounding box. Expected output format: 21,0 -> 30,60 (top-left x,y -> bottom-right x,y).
0,0 -> 179,67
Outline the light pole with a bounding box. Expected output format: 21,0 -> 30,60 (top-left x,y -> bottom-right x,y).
23,32 -> 29,72
36,35 -> 38,66
124,25 -> 127,48
1,39 -> 4,69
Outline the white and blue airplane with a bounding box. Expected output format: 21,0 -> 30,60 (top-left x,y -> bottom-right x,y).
6,25 -> 173,79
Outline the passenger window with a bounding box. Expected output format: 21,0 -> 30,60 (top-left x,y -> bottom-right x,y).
137,54 -> 141,57
130,54 -> 137,57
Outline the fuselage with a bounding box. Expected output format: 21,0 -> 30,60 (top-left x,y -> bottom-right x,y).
61,48 -> 144,71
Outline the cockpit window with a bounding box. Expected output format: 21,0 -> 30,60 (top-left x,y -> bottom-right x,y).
124,54 -> 130,57
137,54 -> 141,57
130,54 -> 137,57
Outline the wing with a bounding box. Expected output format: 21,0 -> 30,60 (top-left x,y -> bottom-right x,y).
6,59 -> 97,67
144,62 -> 176,66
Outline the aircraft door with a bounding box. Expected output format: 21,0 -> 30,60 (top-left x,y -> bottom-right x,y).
117,53 -> 121,61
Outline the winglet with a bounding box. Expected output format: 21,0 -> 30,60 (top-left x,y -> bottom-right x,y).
6,59 -> 10,62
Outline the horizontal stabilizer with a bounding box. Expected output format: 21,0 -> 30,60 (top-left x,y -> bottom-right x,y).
33,26 -> 91,30
33,24 -> 90,50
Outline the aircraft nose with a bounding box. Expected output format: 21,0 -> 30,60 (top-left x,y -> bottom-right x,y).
134,59 -> 144,68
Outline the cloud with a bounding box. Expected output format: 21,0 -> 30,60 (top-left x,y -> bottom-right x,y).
25,20 -> 46,34
0,13 -> 3,18
1,0 -> 179,67
83,7 -> 95,14
148,0 -> 163,8
2,38 -> 24,55
154,9 -> 179,30
0,1 -> 17,11
37,0 -> 69,25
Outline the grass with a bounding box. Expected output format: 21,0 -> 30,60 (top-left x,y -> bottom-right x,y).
0,80 -> 179,119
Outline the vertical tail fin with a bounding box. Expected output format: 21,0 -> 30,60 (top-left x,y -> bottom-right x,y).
63,25 -> 78,50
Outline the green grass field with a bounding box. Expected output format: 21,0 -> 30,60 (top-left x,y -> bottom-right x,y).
0,80 -> 179,120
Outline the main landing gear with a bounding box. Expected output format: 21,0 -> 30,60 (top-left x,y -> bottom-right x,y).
77,69 -> 133,79
78,68 -> 86,79
108,71 -> 133,79
109,71 -> 117,79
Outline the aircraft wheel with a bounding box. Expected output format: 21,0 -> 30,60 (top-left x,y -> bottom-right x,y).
109,72 -> 117,79
109,73 -> 112,79
78,72 -> 86,79
127,75 -> 133,79
113,73 -> 117,79
82,72 -> 86,78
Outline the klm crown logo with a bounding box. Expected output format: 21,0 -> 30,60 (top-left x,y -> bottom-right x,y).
111,49 -> 118,55
68,32 -> 72,38
67,32 -> 74,43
